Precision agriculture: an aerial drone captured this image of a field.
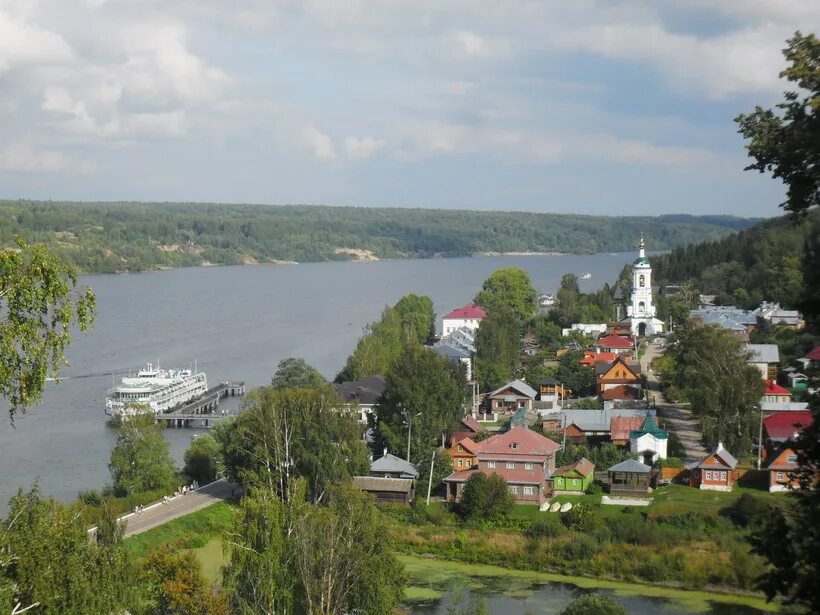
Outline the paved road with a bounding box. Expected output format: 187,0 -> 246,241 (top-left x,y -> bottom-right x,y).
643,340 -> 707,464
121,478 -> 235,538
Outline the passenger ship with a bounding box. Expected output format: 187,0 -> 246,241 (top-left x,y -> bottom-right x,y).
105,363 -> 208,417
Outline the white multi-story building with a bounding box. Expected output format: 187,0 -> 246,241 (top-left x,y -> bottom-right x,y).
625,236 -> 664,336
441,304 -> 487,335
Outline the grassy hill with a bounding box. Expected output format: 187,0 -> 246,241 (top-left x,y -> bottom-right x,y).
0,200 -> 757,273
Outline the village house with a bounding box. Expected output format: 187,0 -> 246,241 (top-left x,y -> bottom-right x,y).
334,374 -> 386,423
629,412 -> 669,465
763,411 -> 812,447
594,334 -> 634,355
441,304 -> 487,336
762,380 -> 791,404
562,323 -> 607,337
551,458 -> 595,494
799,346 -> 820,371
450,414 -> 486,447
543,407 -> 656,442
609,415 -> 644,446
369,451 -> 420,479
762,411 -> 815,492
580,350 -> 617,367
443,426 -> 561,505
766,446 -> 800,492
448,436 -> 479,472
688,443 -> 738,492
535,378 -> 570,411
596,356 -> 642,401
689,305 -> 758,341
607,459 -> 653,495
486,379 -> 537,414
353,450 -> 419,504
754,301 -> 803,330
745,343 -> 780,380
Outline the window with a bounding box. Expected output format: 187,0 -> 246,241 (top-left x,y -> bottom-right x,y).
487,461 -> 496,469
721,471 -> 727,481
705,470 -> 711,480
457,459 -> 462,468
776,472 -> 785,482
506,462 -> 515,469
525,463 -> 533,470
457,444 -> 463,452
638,301 -> 646,314
571,479 -> 578,486
508,486 -> 518,494
511,442 -> 519,449
787,455 -> 797,464
523,486 -> 535,495
639,274 -> 645,288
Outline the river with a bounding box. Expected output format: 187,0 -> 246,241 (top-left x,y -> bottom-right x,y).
0,253 -> 635,509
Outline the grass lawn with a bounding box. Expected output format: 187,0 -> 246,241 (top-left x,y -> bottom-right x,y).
125,500 -> 237,559
400,554 -> 779,612
649,484 -> 785,517
186,538 -> 226,584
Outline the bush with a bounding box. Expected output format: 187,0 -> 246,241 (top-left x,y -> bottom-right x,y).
562,534 -> 600,561
561,594 -> 627,615
78,489 -> 102,506
183,434 -> 220,484
586,481 -> 604,495
525,515 -> 563,539
459,472 -> 514,522
655,457 -> 684,468
561,503 -> 602,532
721,493 -> 771,528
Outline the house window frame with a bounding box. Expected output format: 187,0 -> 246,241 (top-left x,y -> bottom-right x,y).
571,479 -> 578,486
523,486 -> 535,495
487,461 -> 496,469
705,470 -> 711,480
508,485 -> 518,494
506,462 -> 515,469
776,472 -> 785,482
787,454 -> 797,464
524,463 -> 533,470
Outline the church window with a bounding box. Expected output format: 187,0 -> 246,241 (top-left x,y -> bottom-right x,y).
638,301 -> 645,313
639,274 -> 645,288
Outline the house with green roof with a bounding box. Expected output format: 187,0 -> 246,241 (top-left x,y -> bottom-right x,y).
551,458 -> 595,494
629,412 -> 669,465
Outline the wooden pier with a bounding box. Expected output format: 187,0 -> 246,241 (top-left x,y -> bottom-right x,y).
157,381 -> 245,428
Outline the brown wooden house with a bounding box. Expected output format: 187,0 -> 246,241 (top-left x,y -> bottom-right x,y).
688,443 -> 737,492
596,356 -> 642,401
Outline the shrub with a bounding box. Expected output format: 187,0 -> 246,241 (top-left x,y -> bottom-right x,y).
655,457 -> 684,468
459,472 -> 514,522
586,481 -> 604,495
561,503 -> 603,532
78,489 -> 102,506
525,515 -> 563,539
561,593 -> 627,615
562,534 -> 600,561
721,493 -> 771,528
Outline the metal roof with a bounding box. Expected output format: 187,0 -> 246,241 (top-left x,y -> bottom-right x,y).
353,476 -> 413,493
608,459 -> 652,473
488,379 -> 537,399
746,344 -> 780,364
370,453 -> 419,478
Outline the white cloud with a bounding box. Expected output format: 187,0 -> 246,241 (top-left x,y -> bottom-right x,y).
0,142 -> 93,173
301,124 -> 336,160
0,8 -> 73,73
345,136 -> 385,159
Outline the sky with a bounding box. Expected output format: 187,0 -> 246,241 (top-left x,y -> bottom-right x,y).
0,1 -> 818,217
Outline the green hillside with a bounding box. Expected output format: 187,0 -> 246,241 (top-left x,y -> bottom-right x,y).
0,200 -> 756,273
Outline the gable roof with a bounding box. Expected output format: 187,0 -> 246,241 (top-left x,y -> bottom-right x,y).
602,385 -> 642,401
580,351 -> 617,366
629,412 -> 668,440
353,476 -> 413,494
461,415 -> 484,433
610,416 -> 644,441
488,379 -> 537,399
763,380 -> 790,396
763,411 -> 813,442
692,444 -> 738,470
766,446 -> 799,471
370,453 -> 420,478
434,342 -> 471,360
745,343 -> 780,364
455,436 -> 479,455
597,355 -> 640,378
553,457 -> 595,478
595,334 -> 633,349
559,408 -> 656,433
443,304 -> 487,320
608,459 -> 651,473
805,346 -> 820,361
475,425 -> 560,458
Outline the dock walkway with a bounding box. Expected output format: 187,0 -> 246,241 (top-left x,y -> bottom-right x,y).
157,381 -> 245,428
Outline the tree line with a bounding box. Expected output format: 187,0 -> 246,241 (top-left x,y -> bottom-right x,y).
0,200 -> 755,273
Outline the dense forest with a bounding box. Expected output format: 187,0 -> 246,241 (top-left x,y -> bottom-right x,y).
0,200 -> 755,273
650,210 -> 819,309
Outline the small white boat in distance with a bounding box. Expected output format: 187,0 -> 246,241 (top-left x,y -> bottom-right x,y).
580,272 -> 592,279
549,502 -> 561,512
560,502 -> 573,512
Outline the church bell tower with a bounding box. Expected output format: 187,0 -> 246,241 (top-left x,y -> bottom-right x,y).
626,234 -> 661,336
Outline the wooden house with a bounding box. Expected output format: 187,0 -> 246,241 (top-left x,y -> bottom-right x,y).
766,446 -> 800,492
352,476 -> 414,504
486,379 -> 537,414
448,436 -> 479,472
596,356 -> 642,401
551,458 -> 595,494
688,443 -> 737,492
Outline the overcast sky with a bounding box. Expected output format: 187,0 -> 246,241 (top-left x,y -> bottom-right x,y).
1,1 -> 818,216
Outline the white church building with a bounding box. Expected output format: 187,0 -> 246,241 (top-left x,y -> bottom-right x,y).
624,235 -> 665,337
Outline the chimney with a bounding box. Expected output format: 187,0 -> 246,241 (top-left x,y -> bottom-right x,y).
717,441 -> 723,451
383,447 -> 388,457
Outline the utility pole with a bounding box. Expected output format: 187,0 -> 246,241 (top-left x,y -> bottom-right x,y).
757,404 -> 764,469
407,417 -> 412,463
426,448 -> 436,505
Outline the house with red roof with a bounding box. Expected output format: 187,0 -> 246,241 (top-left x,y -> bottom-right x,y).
450,415 -> 487,450
766,447 -> 801,492
580,351 -> 617,367
609,415 -> 644,445
688,443 -> 738,492
594,334 -> 634,355
442,304 -> 487,335
763,411 -> 813,444
443,426 -> 561,505
762,380 -> 791,403
763,411 -> 813,492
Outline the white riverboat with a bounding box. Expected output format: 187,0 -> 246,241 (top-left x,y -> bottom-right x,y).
105,363 -> 208,417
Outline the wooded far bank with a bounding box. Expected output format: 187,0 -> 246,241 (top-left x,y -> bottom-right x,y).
0,200 -> 756,273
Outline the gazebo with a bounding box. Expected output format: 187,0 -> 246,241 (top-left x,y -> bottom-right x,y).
607,459 -> 653,494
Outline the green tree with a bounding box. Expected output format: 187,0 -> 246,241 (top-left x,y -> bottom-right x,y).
475,267 -> 537,323
293,484 -> 405,615
458,472 -> 514,522
0,239 -> 96,420
0,486 -> 133,615
373,344 -> 466,463
222,487 -> 296,615
528,316 -> 563,350
222,386 -> 368,504
183,434 -> 221,484
140,546 -> 228,615
555,351 -> 596,397
109,413 -> 176,497
271,357 -> 326,389
664,323 -> 763,453
335,307 -> 409,382
560,594 -> 627,615
474,309 -> 519,392
394,293 -> 435,344
736,32 -> 819,217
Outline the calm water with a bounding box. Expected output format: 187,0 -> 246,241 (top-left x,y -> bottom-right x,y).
0,253 -> 634,509
409,581 -> 768,615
